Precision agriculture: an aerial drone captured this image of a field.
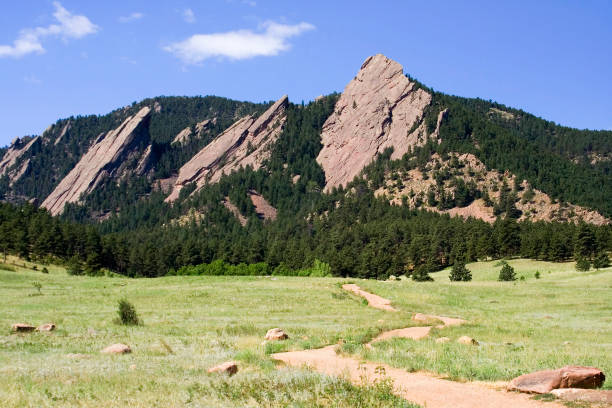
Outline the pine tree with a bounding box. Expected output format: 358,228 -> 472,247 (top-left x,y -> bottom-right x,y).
592,252 -> 610,270
498,262 -> 516,281
412,262 -> 434,282
449,261 -> 472,281
575,256 -> 591,271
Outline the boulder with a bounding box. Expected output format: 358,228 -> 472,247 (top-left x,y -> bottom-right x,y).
207,361 -> 238,376
457,336 -> 479,346
551,388 -> 612,403
559,366 -> 605,389
37,323 -> 56,332
508,369 -> 563,394
11,323 -> 35,333
100,343 -> 132,354
265,328 -> 289,341
508,366 -> 605,394
435,337 -> 450,344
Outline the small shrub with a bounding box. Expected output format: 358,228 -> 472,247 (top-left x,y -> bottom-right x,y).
42,267 -> 49,274
575,256 -> 591,272
449,261 -> 472,282
32,281 -> 42,294
115,299 -> 141,326
534,271 -> 540,279
519,275 -> 525,281
498,263 -> 516,281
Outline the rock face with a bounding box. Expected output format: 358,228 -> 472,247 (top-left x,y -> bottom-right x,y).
101,343 -> 132,354
171,118 -> 214,145
11,323 -> 36,332
264,328 -> 289,341
249,190 -> 277,221
42,107 -> 151,215
207,361 -> 238,376
316,54 -> 432,191
0,136 -> 41,185
508,366 -> 605,394
166,96 -> 288,202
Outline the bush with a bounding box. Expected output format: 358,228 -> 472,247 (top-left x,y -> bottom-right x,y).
534,271 -> 540,279
498,262 -> 516,281
115,299 -> 141,326
42,267 -> 49,274
575,256 -> 591,272
449,261 -> 472,282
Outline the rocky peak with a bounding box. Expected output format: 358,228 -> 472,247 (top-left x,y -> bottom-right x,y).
316,54 -> 433,191
41,106 -> 152,215
165,95 -> 288,202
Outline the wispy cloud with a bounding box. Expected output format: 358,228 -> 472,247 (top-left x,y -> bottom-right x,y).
0,2 -> 98,59
164,21 -> 315,64
23,74 -> 42,84
118,12 -> 144,23
183,8 -> 195,23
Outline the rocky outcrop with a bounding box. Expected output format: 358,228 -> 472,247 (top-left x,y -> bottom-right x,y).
42,107 -> 151,215
36,323 -> 56,332
172,118 -> 215,145
317,54 -> 433,191
166,96 -> 288,202
249,190 -> 277,221
0,136 -> 41,184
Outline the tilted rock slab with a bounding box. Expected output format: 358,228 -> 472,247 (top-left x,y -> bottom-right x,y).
42,107 -> 151,215
166,96 -> 288,202
171,118 -> 214,145
317,54 -> 433,191
0,136 -> 41,185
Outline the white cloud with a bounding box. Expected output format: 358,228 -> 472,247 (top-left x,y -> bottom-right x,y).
0,2 -> 98,58
164,21 -> 315,64
119,12 -> 144,23
183,8 -> 195,23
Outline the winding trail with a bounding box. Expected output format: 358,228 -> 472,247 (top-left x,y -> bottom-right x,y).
273,284 -> 565,408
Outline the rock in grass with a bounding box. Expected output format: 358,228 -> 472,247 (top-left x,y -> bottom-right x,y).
507,366 -> 605,394
101,343 -> 132,354
550,388 -> 612,403
207,361 -> 238,376
37,323 -> 56,332
265,328 -> 288,341
457,336 -> 478,346
435,337 -> 450,344
11,323 -> 35,333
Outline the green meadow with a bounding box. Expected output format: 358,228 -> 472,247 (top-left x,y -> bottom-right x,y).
1,256 -> 610,407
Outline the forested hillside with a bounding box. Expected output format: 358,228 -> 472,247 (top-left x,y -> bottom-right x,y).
0,54 -> 611,279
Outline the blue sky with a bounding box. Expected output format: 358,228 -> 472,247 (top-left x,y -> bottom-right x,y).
1,1 -> 611,145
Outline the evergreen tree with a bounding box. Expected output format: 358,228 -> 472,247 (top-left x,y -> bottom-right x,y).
592,252 -> 610,270
575,256 -> 591,271
449,260 -> 472,281
498,262 -> 516,281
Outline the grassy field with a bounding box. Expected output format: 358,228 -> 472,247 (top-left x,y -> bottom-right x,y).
1,256 -> 610,407
0,256 -> 417,408
354,259 -> 612,388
